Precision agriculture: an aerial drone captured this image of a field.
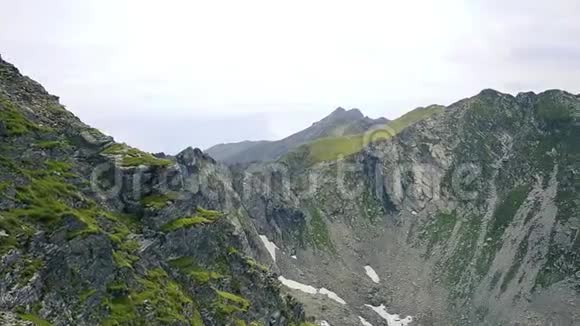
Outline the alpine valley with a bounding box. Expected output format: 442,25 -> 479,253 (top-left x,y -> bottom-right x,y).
1,55 -> 579,326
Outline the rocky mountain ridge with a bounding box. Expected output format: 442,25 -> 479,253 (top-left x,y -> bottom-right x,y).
232,89 -> 580,325
205,108 -> 388,165
0,55 -> 311,326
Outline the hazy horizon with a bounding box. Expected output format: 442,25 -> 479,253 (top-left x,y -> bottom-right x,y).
2,0 -> 580,153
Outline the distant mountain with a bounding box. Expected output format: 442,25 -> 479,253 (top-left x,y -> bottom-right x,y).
283,104 -> 445,165
205,108 -> 388,165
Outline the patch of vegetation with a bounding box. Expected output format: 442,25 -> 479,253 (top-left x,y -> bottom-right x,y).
535,93 -> 574,125
105,212 -> 141,244
359,187 -> 385,223
0,158 -> 127,242
305,134 -> 369,162
244,257 -> 268,273
112,250 -> 138,269
102,296 -> 137,326
387,105 -> 444,133
476,185 -> 531,277
0,97 -> 41,136
18,313 -> 53,326
168,256 -> 223,284
102,143 -> 172,167
534,149 -> 580,291
103,268 -> 196,325
18,257 -> 43,286
79,289 -> 97,302
0,180 -> 10,192
0,213 -> 35,255
161,208 -> 223,232
214,290 -> 251,315
420,210 -> 457,254
36,140 -> 69,150
101,143 -> 126,155
141,192 -> 180,209
192,310 -> 204,326
444,214 -> 482,289
307,207 -> 334,252
134,268 -> 194,323
296,105 -> 443,163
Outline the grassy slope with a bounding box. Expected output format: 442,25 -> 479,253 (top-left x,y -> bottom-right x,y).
292,105 -> 444,163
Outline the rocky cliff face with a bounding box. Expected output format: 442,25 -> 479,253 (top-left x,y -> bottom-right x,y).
234,90 -> 580,325
0,57 -> 309,325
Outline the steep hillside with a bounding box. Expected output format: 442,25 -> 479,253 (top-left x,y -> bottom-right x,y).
205,108 -> 388,165
0,56 -> 310,325
281,105 -> 445,164
235,89 -> 580,325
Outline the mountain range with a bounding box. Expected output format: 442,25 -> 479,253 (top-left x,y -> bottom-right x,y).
1,55 -> 579,326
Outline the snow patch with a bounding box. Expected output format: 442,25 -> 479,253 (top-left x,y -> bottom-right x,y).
364,265 -> 380,283
319,321 -> 331,326
365,304 -> 413,326
259,235 -> 278,261
319,288 -> 346,305
358,316 -> 374,326
291,255 -> 297,259
277,277 -> 346,305
278,276 -> 317,294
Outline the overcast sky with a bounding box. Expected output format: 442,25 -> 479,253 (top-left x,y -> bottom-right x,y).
1,0 -> 579,153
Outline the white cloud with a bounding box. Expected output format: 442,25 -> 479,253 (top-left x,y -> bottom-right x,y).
1,0 -> 579,153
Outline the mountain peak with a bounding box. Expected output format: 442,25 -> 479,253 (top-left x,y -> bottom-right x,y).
324,107 -> 364,121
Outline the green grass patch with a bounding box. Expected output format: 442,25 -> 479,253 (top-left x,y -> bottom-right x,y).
298,105 -> 443,163
387,105 -> 444,133
133,268 -> 193,323
444,215 -> 482,289
0,180 -> 10,192
0,97 -> 41,136
102,296 -> 137,326
141,192 -> 180,209
214,290 -> 251,314
420,210 -> 458,254
476,185 -> 531,276
244,257 -> 268,273
168,256 -> 223,284
0,214 -> 35,255
18,257 -> 43,286
112,250 -> 138,269
36,140 -> 69,150
307,207 -> 334,252
535,92 -> 574,125
18,313 -> 53,326
161,208 -> 222,232
103,267 -> 195,324
102,143 -> 172,167
79,289 -> 97,302
2,159 -> 107,239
